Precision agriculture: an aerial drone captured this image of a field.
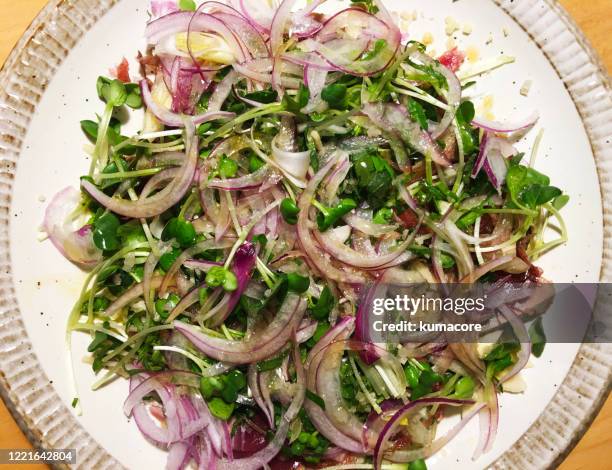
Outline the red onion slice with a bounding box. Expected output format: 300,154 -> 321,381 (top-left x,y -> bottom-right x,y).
296,150 -> 366,284
271,137 -> 310,185
304,317 -> 366,454
410,51 -> 462,140
82,133 -> 198,219
374,398 -> 475,469
343,212 -> 398,237
363,102 -> 450,169
175,293 -> 306,363
207,242 -> 257,327
215,342 -> 306,470
151,0 -> 179,20
472,111 -> 539,134
43,187 -> 102,269
141,79 -> 235,128
207,165 -> 280,191
497,305 -> 531,384
314,220 -> 420,270
248,364 -> 275,429
146,11 -> 248,63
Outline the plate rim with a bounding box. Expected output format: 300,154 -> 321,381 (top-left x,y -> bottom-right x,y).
0,0 -> 610,469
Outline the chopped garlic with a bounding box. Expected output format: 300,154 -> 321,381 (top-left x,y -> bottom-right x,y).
462,23 -> 473,35
38,195 -> 46,203
503,27 -> 510,37
520,80 -> 533,97
445,17 -> 460,36
502,373 -> 527,393
401,10 -> 416,21
422,32 -> 434,45
476,342 -> 496,358
446,38 -> 456,50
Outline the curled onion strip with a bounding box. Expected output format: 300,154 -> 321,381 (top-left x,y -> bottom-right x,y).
82,134 -> 199,218
175,293 -> 306,363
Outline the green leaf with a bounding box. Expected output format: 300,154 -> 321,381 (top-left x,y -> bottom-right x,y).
243,88 -> 278,104
179,0 -> 197,11
529,318 -> 547,357
96,76 -> 112,101
125,83 -> 142,109
219,155 -> 238,178
408,245 -> 455,269
81,120 -> 99,140
521,185 -> 562,208
208,397 -> 235,420
280,198 -> 300,225
506,163 -> 557,210
361,39 -> 387,61
408,459 -> 428,470
287,273 -> 310,294
552,194 -> 570,210
282,83 -> 310,116
103,79 -> 128,107
353,153 -> 394,210
305,389 -> 326,409
310,286 -> 335,320
455,101 -> 477,155
408,99 -> 428,130
373,207 -> 393,224
257,355 -> 286,372
321,83 -> 347,109
93,213 -> 120,251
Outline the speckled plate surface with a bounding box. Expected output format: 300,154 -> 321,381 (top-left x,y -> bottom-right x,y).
0,0 -> 610,469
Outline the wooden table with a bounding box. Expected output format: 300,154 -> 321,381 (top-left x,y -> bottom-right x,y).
0,0 -> 610,469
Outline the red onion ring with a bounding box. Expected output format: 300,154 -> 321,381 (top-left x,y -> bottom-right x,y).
373,398 -> 475,469
83,134 -> 199,218
141,79 -> 235,128
175,293 -> 305,363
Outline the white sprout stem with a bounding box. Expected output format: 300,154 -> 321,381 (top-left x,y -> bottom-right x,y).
224,199 -> 282,267
393,80 -> 452,110
457,55 -> 516,83
529,128 -> 545,168
349,354 -> 382,414
452,120 -> 466,194
133,129 -> 184,140
153,345 -> 209,372
226,191 -> 242,235
474,216 -> 485,265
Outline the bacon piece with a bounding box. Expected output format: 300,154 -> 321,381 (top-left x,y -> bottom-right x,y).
438,47 -> 466,72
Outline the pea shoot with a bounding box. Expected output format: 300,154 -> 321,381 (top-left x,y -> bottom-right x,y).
280,198 -> 300,225
205,266 -> 238,292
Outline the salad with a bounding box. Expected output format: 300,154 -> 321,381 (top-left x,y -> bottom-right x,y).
43,0 -> 569,468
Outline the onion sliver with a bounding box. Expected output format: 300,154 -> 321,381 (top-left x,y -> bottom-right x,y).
215,340 -> 306,470
82,134 -> 199,218
296,150 -> 366,284
472,111 -> 539,134
43,186 -> 102,268
141,79 -> 234,128
373,398 -> 475,469
314,221 -> 420,270
343,212 -> 398,237
304,317 -> 365,454
175,293 -> 306,363
411,51 -> 462,140
386,401 -> 486,464
106,276 -> 164,318
208,165 -> 280,191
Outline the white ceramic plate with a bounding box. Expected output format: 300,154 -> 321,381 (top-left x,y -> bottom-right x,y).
0,1 -> 611,469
